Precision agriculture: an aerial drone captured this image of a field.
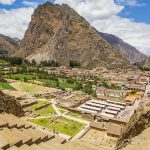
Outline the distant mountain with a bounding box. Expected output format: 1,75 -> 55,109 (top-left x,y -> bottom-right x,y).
17,2 -> 131,69
99,32 -> 147,63
0,34 -> 19,56
139,57 -> 150,68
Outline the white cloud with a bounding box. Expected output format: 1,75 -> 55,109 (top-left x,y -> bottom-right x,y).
22,1 -> 38,7
0,0 -> 149,55
115,0 -> 145,7
56,0 -> 150,55
0,0 -> 15,5
0,7 -> 34,39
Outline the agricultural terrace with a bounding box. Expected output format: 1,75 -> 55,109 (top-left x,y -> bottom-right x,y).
5,73 -> 81,90
27,101 -> 56,116
47,117 -> 86,137
0,82 -> 15,90
28,117 -> 56,126
67,111 -> 93,121
10,81 -> 57,94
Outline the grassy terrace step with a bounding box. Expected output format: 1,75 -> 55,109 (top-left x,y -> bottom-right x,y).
5,73 -> 81,90
28,102 -> 50,111
0,82 -> 15,90
47,118 -> 85,137
28,117 -> 55,126
27,101 -> 56,116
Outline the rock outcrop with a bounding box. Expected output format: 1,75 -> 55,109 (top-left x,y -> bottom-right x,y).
117,101 -> 150,149
0,34 -> 19,56
18,2 -> 130,69
99,32 -> 147,63
0,90 -> 24,117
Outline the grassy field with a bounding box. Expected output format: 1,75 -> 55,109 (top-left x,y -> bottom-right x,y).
28,117 -> 54,126
47,117 -> 85,137
0,82 -> 15,90
6,73 -> 80,90
10,81 -> 56,93
28,101 -> 50,111
35,105 -> 56,116
67,112 -> 93,121
6,74 -> 37,80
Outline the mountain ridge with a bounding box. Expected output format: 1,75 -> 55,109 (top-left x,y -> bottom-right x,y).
99,32 -> 147,63
0,34 -> 19,56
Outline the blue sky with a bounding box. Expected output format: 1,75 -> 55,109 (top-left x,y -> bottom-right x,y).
117,0 -> 150,24
0,0 -> 150,55
0,0 -> 149,24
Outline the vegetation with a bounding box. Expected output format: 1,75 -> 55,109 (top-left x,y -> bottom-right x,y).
40,60 -> 60,67
69,60 -> 80,68
28,101 -> 50,111
35,105 -> 56,116
28,118 -> 53,126
0,82 -> 15,90
47,117 -> 85,137
0,56 -> 23,65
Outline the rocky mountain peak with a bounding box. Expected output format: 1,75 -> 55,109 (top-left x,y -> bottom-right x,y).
17,2 -> 131,69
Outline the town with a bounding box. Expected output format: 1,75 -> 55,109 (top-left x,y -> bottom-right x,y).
1,59 -> 150,149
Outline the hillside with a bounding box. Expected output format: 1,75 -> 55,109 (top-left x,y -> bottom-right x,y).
117,101 -> 150,149
18,2 -> 130,69
0,34 -> 19,56
99,32 -> 146,63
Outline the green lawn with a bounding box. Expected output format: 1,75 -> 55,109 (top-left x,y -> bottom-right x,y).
6,74 -> 37,80
47,118 -> 85,137
28,101 -> 50,111
67,112 -> 93,121
28,117 -> 54,126
5,73 -> 81,90
59,109 -> 67,114
0,82 -> 15,90
35,105 -> 56,116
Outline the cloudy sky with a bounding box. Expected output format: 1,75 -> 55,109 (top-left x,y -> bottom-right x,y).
0,0 -> 150,55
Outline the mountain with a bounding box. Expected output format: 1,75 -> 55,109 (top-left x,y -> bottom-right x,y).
139,57 -> 150,68
99,32 -> 147,63
0,34 -> 19,56
17,2 -> 131,69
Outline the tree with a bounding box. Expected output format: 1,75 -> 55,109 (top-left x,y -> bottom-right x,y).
69,60 -> 80,68
83,83 -> 94,95
31,59 -> 36,65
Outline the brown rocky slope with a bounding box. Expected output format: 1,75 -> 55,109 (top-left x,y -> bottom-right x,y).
18,2 -> 131,69
117,101 -> 150,149
0,90 -> 24,117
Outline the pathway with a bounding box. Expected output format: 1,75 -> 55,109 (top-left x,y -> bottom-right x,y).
71,125 -> 90,141
62,114 -> 90,125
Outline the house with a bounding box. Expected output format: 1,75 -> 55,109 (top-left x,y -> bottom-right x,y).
107,123 -> 122,137
106,89 -> 127,98
124,96 -> 137,106
96,87 -> 106,97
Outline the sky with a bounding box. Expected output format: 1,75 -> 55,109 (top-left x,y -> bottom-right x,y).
0,0 -> 150,55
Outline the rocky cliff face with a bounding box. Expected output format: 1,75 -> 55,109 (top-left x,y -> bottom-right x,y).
0,90 -> 24,117
18,2 -> 130,69
0,34 -> 19,56
117,101 -> 150,149
99,32 -> 147,63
